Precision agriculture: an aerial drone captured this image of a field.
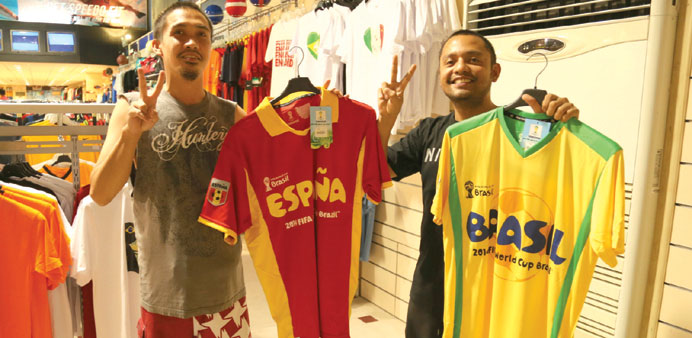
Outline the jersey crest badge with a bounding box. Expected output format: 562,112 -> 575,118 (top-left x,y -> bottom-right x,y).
208,178 -> 230,206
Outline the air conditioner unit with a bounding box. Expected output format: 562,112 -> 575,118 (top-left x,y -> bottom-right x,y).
464,0 -> 678,337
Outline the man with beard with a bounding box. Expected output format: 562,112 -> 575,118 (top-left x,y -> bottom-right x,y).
377,30 -> 580,337
90,3 -> 250,337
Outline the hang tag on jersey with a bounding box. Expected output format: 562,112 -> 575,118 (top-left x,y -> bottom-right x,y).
310,106 -> 333,149
519,119 -> 551,151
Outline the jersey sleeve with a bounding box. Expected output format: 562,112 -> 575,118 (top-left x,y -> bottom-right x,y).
33,212 -> 63,285
361,105 -> 393,205
70,198 -> 93,286
589,150 -> 626,268
387,119 -> 425,181
431,131 -> 452,225
198,133 -> 252,245
335,14 -> 353,65
265,22 -> 279,63
46,202 -> 72,290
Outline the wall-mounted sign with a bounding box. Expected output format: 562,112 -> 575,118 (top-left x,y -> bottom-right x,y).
0,0 -> 147,29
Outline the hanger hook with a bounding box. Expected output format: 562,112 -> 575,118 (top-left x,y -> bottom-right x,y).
527,52 -> 548,89
288,46 -> 305,77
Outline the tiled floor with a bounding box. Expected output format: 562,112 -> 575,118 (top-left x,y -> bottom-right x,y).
241,246 -> 406,337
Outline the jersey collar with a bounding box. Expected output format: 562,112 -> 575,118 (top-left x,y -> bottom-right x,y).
255,87 -> 340,137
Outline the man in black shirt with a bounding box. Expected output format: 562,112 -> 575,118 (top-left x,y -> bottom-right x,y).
377,30 -> 580,338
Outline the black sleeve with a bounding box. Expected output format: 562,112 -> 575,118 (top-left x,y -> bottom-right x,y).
387,120 -> 427,181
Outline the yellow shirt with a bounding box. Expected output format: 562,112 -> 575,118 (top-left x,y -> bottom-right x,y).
22,120 -> 101,165
38,161 -> 94,188
432,107 -> 625,338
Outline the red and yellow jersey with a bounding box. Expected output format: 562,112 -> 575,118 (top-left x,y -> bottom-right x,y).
432,107 -> 625,338
199,88 -> 391,338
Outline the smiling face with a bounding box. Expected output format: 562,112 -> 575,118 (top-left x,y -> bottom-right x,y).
153,7 -> 211,82
439,34 -> 500,105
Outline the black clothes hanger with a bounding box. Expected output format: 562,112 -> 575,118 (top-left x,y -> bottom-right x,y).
0,162 -> 41,179
22,162 -> 42,177
51,154 -> 72,166
270,46 -> 320,105
315,0 -> 333,11
503,53 -> 549,113
335,0 -> 362,10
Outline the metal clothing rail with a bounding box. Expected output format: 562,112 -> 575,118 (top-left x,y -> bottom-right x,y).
213,0 -> 298,37
0,103 -> 114,191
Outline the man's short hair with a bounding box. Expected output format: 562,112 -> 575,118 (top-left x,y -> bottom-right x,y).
439,29 -> 497,65
153,2 -> 213,41
0,88 -> 5,96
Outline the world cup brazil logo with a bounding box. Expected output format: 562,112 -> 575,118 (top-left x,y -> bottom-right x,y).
465,181 -> 474,198
264,177 -> 271,192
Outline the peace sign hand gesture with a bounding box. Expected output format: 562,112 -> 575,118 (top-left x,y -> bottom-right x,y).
378,55 -> 417,125
126,68 -> 165,135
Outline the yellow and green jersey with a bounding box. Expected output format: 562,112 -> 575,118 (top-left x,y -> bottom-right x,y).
431,107 -> 625,338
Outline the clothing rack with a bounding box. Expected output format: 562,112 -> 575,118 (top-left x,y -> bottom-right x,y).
0,103 -> 113,191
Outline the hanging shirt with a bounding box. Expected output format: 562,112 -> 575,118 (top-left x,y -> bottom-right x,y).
71,182 -> 140,338
198,89 -> 392,338
336,0 -> 407,116
0,195 -> 53,338
1,182 -> 73,338
290,10 -> 337,88
22,119 -> 101,165
266,18 -> 299,98
321,6 -> 351,93
431,108 -> 626,338
38,160 -> 95,188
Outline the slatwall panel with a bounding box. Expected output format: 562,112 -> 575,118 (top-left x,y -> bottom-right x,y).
361,173 -> 423,321
655,116 -> 692,337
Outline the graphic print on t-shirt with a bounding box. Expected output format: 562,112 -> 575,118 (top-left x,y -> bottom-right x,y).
307,32 -> 321,60
150,116 -> 229,161
124,221 -> 140,273
274,40 -> 294,67
363,24 -> 384,54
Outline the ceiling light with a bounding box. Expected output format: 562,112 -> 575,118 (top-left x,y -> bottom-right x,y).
80,68 -> 88,73
15,65 -> 21,71
125,33 -> 132,40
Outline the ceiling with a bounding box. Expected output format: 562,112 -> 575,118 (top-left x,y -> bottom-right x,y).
0,62 -> 116,87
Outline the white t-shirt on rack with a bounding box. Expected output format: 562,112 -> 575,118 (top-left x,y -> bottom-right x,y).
265,18 -> 299,98
336,0 -> 408,117
71,182 -> 140,338
290,9 -> 335,87
319,5 -> 351,92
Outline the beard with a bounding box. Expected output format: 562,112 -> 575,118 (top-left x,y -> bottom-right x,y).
180,69 -> 199,81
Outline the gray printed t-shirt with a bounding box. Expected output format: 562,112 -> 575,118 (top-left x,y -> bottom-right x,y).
121,90 -> 244,318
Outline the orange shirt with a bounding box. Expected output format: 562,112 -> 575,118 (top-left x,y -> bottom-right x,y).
0,195 -> 55,338
4,186 -> 72,286
204,49 -> 223,96
39,161 -> 94,188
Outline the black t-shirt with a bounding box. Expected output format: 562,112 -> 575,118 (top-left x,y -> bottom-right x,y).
387,112 -> 456,335
388,112 -> 456,229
